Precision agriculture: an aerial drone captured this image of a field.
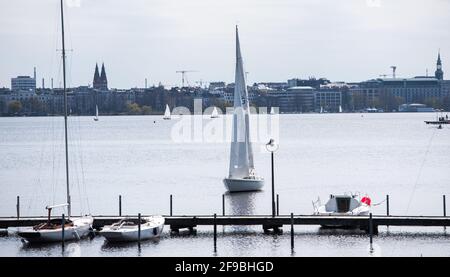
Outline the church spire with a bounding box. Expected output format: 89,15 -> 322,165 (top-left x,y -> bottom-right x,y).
100,63 -> 107,82
435,50 -> 443,80
93,63 -> 100,86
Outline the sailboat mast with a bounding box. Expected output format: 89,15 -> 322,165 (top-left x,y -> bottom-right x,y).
60,0 -> 71,217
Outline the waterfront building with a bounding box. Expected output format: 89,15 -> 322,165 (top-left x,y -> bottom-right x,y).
287,78 -> 330,89
208,82 -> 226,92
350,52 -> 446,110
11,76 -> 36,92
352,77 -> 441,108
267,86 -> 315,113
314,90 -> 342,112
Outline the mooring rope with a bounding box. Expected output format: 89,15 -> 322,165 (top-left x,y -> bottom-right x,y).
405,127 -> 437,214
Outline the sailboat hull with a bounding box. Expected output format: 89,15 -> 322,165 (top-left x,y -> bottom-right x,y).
17,216 -> 93,243
99,216 -> 165,242
223,178 -> 264,192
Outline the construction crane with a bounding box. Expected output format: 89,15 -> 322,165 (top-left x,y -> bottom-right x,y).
176,70 -> 198,87
390,66 -> 397,78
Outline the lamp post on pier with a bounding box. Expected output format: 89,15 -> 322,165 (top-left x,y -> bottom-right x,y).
266,139 -> 279,217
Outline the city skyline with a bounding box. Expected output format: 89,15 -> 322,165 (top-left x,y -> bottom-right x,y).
1,0 -> 449,89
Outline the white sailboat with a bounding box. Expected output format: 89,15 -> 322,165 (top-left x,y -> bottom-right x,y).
99,216 -> 164,242
163,104 -> 171,120
94,105 -> 99,121
339,105 -> 343,113
211,106 -> 219,118
17,0 -> 93,243
270,107 -> 275,115
223,26 -> 264,192
320,106 -> 323,113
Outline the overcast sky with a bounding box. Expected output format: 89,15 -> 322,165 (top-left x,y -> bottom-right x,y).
1,0 -> 449,89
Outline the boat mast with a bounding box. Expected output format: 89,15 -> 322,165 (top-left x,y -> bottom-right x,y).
60,0 -> 71,217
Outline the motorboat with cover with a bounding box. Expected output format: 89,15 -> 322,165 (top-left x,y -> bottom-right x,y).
313,194 -> 371,216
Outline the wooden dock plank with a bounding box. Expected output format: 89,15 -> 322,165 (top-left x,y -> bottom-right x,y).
1,215 -> 449,229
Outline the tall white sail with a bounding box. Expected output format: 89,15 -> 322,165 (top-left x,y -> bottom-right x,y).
163,104 -> 171,119
94,105 -> 99,121
211,106 -> 219,118
339,105 -> 342,113
228,26 -> 254,179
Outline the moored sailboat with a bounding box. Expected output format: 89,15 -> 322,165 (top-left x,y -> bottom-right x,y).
223,26 -> 264,192
99,216 -> 164,242
17,0 -> 93,243
163,104 -> 171,120
211,106 -> 219,118
94,104 -> 99,121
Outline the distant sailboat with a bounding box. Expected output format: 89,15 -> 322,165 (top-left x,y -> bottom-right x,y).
223,26 -> 264,192
211,106 -> 219,118
320,106 -> 323,114
339,105 -> 342,113
270,107 -> 275,115
163,104 -> 171,120
94,105 -> 99,121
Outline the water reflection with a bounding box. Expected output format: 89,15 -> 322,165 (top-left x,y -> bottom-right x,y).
100,236 -> 161,256
20,241 -> 83,257
226,191 -> 259,234
226,191 -> 259,216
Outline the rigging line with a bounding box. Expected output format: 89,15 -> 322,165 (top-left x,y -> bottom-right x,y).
49,1 -> 59,89
405,127 -> 437,214
71,117 -> 84,216
27,120 -> 49,214
389,127 -> 437,257
75,115 -> 91,214
372,198 -> 387,206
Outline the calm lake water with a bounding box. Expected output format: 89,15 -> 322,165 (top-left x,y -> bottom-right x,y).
1,113 -> 449,256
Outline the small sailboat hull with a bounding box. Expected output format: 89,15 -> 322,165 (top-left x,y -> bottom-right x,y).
99,216 -> 164,242
223,178 -> 264,192
17,216 -> 93,243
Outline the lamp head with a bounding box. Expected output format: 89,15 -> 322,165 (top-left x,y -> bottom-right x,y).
265,138 -> 279,152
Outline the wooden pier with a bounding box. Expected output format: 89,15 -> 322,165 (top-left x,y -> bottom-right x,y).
1,214 -> 450,234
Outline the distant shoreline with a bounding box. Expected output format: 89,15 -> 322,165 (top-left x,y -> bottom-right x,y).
0,111 -> 444,118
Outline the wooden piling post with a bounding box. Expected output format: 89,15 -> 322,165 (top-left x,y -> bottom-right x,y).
444,195 -> 447,217
386,195 -> 390,216
276,194 -> 279,216
444,195 -> 446,231
16,196 -> 20,220
290,213 -> 294,251
119,195 -> 122,216
61,213 -> 65,250
213,213 -> 217,252
170,194 -> 173,216
222,194 -> 225,216
369,213 -> 373,251
138,213 -> 141,246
